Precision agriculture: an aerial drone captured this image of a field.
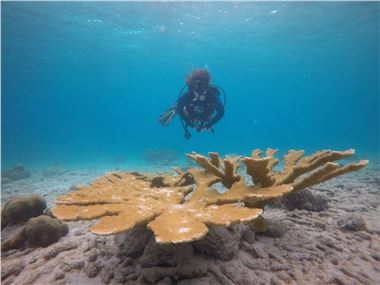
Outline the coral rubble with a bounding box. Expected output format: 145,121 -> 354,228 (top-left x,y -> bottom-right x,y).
52,148 -> 368,244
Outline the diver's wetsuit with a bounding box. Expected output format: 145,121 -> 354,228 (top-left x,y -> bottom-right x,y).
176,86 -> 224,128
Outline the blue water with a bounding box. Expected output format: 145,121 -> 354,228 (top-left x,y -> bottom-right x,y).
2,2 -> 379,169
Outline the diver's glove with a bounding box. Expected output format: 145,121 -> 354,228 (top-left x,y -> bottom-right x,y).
185,122 -> 194,129
198,125 -> 211,132
204,122 -> 213,130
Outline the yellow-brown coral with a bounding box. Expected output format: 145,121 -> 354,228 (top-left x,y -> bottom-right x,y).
52,148 -> 368,244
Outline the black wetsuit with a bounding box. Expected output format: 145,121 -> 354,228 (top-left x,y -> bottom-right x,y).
176,86 -> 224,128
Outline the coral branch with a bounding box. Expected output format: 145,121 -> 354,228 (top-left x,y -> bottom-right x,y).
186,152 -> 240,188
241,157 -> 275,187
147,210 -> 208,244
292,160 -> 369,192
275,149 -> 355,185
186,153 -> 225,179
209,152 -> 221,167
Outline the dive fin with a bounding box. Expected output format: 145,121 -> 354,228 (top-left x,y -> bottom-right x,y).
158,106 -> 177,127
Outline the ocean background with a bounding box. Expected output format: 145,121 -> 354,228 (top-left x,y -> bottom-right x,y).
2,2 -> 379,171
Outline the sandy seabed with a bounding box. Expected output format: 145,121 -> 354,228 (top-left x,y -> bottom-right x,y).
1,162 -> 380,285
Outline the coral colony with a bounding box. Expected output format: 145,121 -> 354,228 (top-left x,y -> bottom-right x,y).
52,148 -> 368,244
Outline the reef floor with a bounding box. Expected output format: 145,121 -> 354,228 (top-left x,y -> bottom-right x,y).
1,163 -> 380,285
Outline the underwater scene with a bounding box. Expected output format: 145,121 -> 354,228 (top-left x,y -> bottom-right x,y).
1,2 -> 379,285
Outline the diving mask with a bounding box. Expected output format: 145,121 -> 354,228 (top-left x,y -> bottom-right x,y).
191,80 -> 209,93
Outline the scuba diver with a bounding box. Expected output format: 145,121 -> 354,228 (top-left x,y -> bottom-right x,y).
158,69 -> 226,139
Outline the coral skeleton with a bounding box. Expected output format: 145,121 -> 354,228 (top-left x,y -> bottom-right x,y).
52,148 -> 368,244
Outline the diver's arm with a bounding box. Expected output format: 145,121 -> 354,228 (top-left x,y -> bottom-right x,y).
206,98 -> 224,128
176,93 -> 193,126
